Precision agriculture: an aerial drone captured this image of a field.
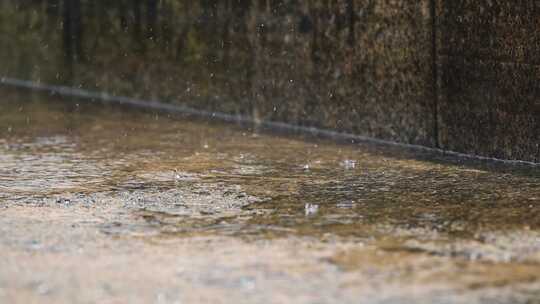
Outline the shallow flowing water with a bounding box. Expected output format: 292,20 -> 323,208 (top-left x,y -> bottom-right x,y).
1,90 -> 540,304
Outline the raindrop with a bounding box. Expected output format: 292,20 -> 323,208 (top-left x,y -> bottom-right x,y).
173,169 -> 181,181
56,198 -> 71,205
336,200 -> 356,209
340,159 -> 357,170
36,282 -> 51,295
305,203 -> 319,216
240,276 -> 256,290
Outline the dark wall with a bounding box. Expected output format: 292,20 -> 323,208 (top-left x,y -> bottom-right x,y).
0,1 -> 538,162
437,0 -> 540,161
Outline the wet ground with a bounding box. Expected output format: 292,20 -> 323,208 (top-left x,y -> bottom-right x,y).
1,90 -> 540,304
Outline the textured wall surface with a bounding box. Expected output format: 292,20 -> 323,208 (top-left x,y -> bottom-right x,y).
437,1 -> 540,161
0,1 -> 538,162
0,0 -> 436,146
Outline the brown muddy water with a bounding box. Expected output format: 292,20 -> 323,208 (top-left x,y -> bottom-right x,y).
1,90 -> 540,304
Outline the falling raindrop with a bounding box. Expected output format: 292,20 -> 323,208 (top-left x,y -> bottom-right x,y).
173,169 -> 181,181
305,203 -> 319,216
340,159 -> 357,170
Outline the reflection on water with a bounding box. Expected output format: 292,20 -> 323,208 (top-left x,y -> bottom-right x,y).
1,91 -> 539,244
1,91 -> 540,303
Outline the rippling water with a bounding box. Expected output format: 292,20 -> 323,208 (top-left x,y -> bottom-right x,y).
1,91 -> 539,303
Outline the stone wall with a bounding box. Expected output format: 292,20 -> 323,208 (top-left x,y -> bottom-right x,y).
0,1 -> 538,162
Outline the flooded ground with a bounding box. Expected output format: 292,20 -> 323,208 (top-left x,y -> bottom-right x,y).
1,90 -> 539,304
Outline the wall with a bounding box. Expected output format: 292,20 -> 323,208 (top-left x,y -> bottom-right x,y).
437,0 -> 540,161
0,1 -> 538,162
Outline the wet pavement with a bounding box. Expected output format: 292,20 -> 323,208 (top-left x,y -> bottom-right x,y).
1,90 -> 540,304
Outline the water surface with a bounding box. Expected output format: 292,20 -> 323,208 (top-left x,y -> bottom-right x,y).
1,90 -> 539,304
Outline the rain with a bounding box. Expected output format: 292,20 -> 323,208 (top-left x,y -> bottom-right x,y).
0,1 -> 539,304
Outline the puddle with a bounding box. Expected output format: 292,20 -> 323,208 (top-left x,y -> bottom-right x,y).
0,91 -> 539,303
